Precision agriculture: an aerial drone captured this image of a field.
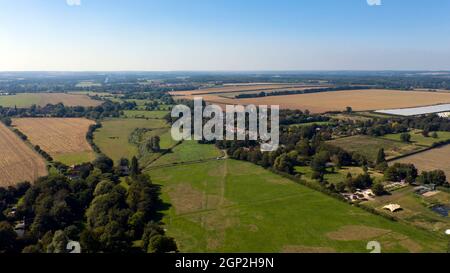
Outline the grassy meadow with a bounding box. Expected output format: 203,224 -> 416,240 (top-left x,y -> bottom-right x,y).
93,118 -> 169,162
148,157 -> 446,253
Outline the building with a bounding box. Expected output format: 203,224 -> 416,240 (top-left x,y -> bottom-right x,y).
438,112 -> 450,118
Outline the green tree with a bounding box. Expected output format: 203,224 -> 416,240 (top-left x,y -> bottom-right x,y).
130,156 -> 140,176
400,132 -> 411,143
371,183 -> 386,196
0,221 -> 17,253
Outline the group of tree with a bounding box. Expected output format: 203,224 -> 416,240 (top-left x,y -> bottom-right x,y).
0,154 -> 177,253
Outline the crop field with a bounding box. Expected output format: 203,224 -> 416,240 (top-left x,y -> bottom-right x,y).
327,135 -> 423,162
148,154 -> 446,252
0,93 -> 102,108
169,84 -> 316,96
393,144 -> 450,180
123,110 -> 169,119
173,89 -> 450,113
0,123 -> 48,187
93,118 -> 169,162
381,130 -> 450,147
12,118 -> 96,166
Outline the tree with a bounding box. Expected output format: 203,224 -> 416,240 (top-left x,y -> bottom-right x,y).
371,183 -> 386,196
147,235 -> 178,253
0,221 -> 17,253
400,132 -> 411,143
47,230 -> 69,253
93,155 -> 114,173
310,151 -> 329,174
130,156 -> 140,176
376,148 -> 386,165
345,106 -> 353,113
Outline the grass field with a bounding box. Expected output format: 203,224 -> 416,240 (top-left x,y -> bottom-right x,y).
147,141 -> 222,168
295,166 -> 384,185
93,118 -> 169,162
381,131 -> 450,147
12,118 -> 96,166
148,157 -> 446,252
0,93 -> 102,108
328,135 -> 423,162
364,187 -> 450,233
0,123 -> 48,186
173,89 -> 450,113
123,110 -> 169,119
393,144 -> 450,181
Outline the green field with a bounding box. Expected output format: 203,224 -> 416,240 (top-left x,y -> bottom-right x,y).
148,141 -> 222,168
93,118 -> 169,162
295,166 -> 384,185
289,121 -> 332,127
123,110 -> 169,119
148,157 -> 446,252
53,151 -> 96,166
0,94 -> 41,107
381,131 -> 450,147
364,187 -> 450,233
328,135 -> 423,162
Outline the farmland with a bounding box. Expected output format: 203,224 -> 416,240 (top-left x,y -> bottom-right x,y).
393,144 -> 450,180
0,93 -> 102,108
148,151 -> 446,252
12,118 -> 96,166
327,135 -> 423,162
123,110 -> 169,119
93,118 -> 169,162
169,84 -> 316,96
173,89 -> 450,113
381,131 -> 450,147
0,123 -> 48,187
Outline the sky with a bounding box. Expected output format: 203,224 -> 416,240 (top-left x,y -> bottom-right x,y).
1,0 -> 450,71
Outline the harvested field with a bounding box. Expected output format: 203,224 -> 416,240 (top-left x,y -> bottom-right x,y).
393,144 -> 450,181
174,89 -> 450,113
170,84 -> 324,96
12,118 -> 96,165
0,93 -> 102,108
0,123 -> 48,186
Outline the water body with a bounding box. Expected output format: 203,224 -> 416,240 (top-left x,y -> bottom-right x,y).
431,205 -> 449,217
376,104 -> 450,116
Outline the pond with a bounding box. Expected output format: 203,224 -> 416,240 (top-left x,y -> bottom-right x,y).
431,205 -> 450,217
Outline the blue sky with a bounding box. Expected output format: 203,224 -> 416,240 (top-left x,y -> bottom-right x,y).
1,0 -> 450,71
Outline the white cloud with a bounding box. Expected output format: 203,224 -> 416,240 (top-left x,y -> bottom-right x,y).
66,0 -> 81,6
367,0 -> 382,6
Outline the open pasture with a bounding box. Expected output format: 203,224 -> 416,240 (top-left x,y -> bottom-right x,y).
12,118 -> 96,166
93,118 -> 169,162
327,135 -> 423,162
0,123 -> 48,186
0,93 -> 102,108
148,157 -> 446,252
